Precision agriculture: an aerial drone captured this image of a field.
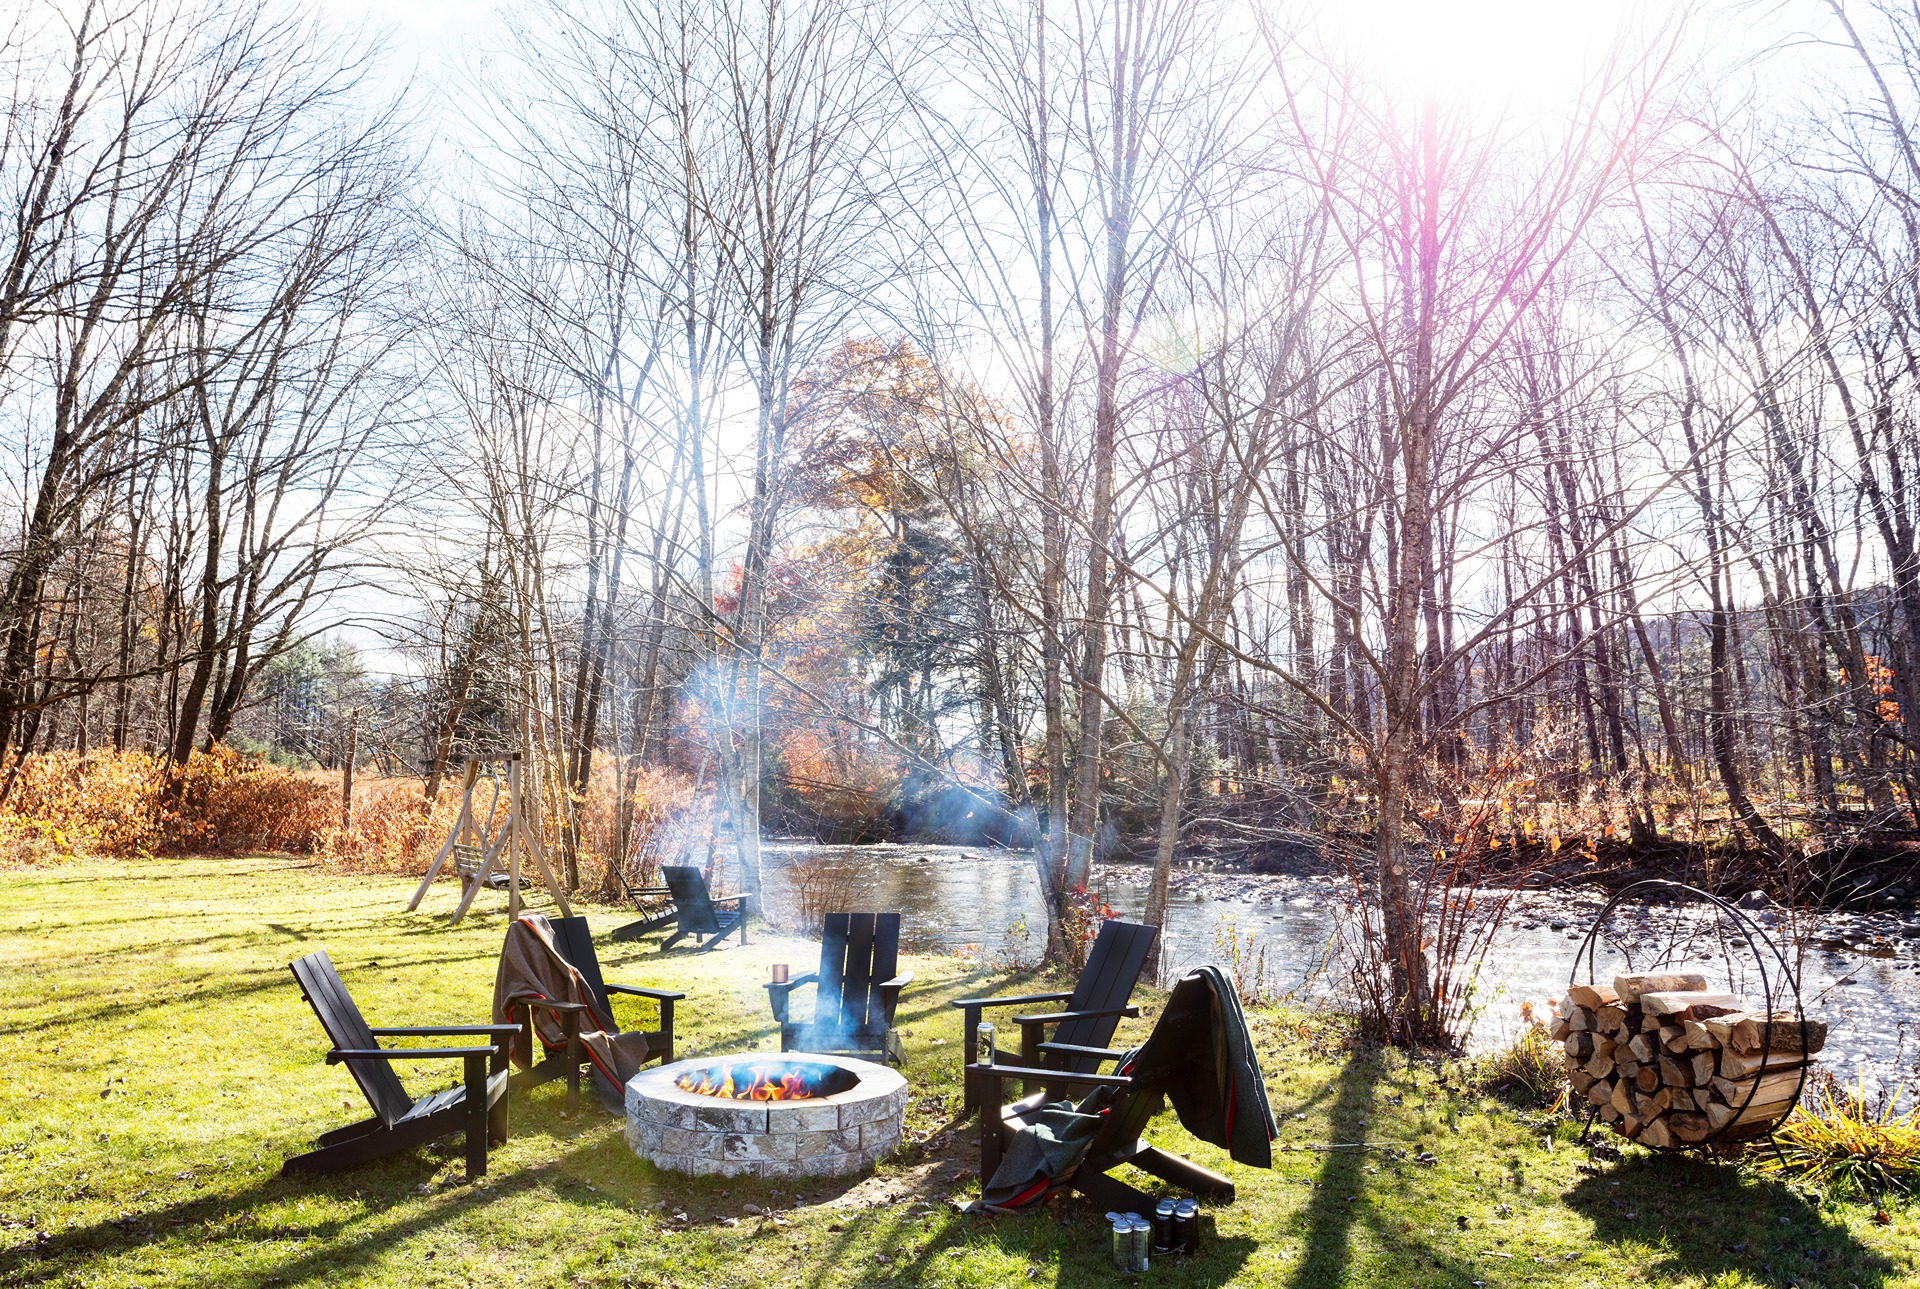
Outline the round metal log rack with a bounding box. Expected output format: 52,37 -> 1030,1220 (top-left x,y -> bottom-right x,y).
1567,878 -> 1808,1160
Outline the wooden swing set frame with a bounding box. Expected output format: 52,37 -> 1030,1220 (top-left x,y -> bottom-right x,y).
406,753 -> 572,925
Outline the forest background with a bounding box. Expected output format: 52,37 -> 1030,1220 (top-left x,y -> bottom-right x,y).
4,0 -> 1918,1045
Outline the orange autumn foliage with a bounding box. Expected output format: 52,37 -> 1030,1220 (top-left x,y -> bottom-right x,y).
0,746 -> 334,861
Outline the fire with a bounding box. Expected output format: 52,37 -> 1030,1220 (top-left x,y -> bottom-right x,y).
675,1061 -> 821,1101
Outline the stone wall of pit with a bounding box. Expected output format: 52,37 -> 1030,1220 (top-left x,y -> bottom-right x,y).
624,1061 -> 907,1179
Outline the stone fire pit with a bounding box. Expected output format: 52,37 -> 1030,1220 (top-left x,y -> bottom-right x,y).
624,1053 -> 907,1178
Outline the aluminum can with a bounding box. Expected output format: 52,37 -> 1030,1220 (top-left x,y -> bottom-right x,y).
976,1021 -> 995,1066
1152,1198 -> 1176,1251
1108,1218 -> 1132,1270
1130,1216 -> 1151,1271
1175,1199 -> 1201,1255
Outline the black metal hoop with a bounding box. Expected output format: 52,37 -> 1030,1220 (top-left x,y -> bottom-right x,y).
1567,879 -> 1809,1154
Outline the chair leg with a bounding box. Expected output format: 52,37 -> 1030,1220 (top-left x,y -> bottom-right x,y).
1073,1168 -> 1155,1214
464,1053 -> 489,1180
961,1005 -> 982,1112
1131,1144 -> 1234,1199
488,1050 -> 510,1146
564,1012 -> 581,1118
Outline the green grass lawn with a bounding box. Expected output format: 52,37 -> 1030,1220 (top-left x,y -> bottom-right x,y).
0,856 -> 1913,1287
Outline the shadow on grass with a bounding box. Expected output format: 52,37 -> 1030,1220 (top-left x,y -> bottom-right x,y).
1565,1151 -> 1900,1287
0,1148 -> 567,1288
1284,1049 -> 1380,1288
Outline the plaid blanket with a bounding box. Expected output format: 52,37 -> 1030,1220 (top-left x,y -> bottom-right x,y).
492,913 -> 655,1112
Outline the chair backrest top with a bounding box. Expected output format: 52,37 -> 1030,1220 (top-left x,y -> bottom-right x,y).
816,912 -> 900,1037
290,949 -> 413,1127
1054,919 -> 1158,1058
662,866 -> 720,933
550,915 -> 612,1020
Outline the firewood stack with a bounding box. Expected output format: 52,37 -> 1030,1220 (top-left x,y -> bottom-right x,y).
1550,971 -> 1826,1149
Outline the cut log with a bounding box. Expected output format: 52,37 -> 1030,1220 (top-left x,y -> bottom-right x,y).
1628,1033 -> 1658,1063
1668,1112 -> 1711,1143
1549,1015 -> 1570,1042
1639,990 -> 1741,1018
1617,1057 -> 1641,1081
1706,1096 -> 1796,1132
1614,971 -> 1708,1002
1582,1053 -> 1614,1080
1619,1113 -> 1645,1140
1564,1032 -> 1595,1063
1667,1087 -> 1696,1112
1587,1080 -> 1614,1108
1645,1086 -> 1672,1114
1717,1048 -> 1809,1080
1712,1069 -> 1807,1107
1636,1066 -> 1660,1093
1637,1010 -> 1660,1033
1610,1080 -> 1634,1118
1640,1116 -> 1673,1149
1556,994 -> 1576,1019
1595,1004 -> 1627,1035
1569,983 -> 1619,1009
1683,1020 -> 1713,1051
1568,1007 -> 1594,1033
1593,1034 -> 1618,1060
1570,1070 -> 1597,1095
1598,1102 -> 1622,1124
1691,1052 -> 1717,1085
1658,1055 -> 1693,1088
1704,1012 -> 1827,1056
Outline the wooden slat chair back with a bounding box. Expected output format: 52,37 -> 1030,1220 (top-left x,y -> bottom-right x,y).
818,912 -> 898,1039
291,950 -> 413,1126
654,865 -> 749,950
954,919 -> 1157,1110
765,912 -> 912,1063
552,916 -> 617,1020
1050,920 -> 1158,1061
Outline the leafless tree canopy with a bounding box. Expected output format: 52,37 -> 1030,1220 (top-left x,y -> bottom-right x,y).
13,0 -> 1920,1040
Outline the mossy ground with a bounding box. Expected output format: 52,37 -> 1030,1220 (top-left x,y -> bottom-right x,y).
0,856 -> 1913,1287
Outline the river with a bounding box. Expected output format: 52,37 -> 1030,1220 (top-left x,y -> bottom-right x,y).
761,839 -> 1920,1097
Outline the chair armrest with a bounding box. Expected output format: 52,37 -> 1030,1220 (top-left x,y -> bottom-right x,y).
764,972 -> 818,1024
879,972 -> 913,992
633,887 -> 674,896
1037,1040 -> 1127,1061
966,1061 -> 1133,1089
1012,1005 -> 1139,1026
952,991 -> 1073,1010
605,983 -> 686,1001
328,1047 -> 500,1063
713,893 -> 750,907
509,996 -> 589,1015
368,1024 -> 522,1037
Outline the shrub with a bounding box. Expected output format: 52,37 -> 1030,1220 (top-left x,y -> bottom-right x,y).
0,747 -> 332,860
1763,1072 -> 1920,1197
1477,1002 -> 1567,1107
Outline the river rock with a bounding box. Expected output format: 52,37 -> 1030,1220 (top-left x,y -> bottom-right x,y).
1735,890 -> 1773,911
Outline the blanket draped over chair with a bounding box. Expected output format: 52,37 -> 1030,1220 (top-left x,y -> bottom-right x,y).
981,964 -> 1276,1210
492,913 -> 657,1111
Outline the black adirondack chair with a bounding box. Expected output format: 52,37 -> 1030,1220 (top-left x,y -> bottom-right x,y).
953,919 -> 1157,1111
764,912 -> 913,1063
507,915 -> 684,1115
285,950 -> 519,1180
968,966 -> 1272,1213
636,865 -> 750,950
607,868 -> 678,942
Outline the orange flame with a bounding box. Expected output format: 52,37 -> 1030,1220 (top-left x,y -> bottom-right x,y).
675,1062 -> 819,1101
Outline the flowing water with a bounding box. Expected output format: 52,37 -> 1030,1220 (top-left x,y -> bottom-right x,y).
761,839 -> 1920,1094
